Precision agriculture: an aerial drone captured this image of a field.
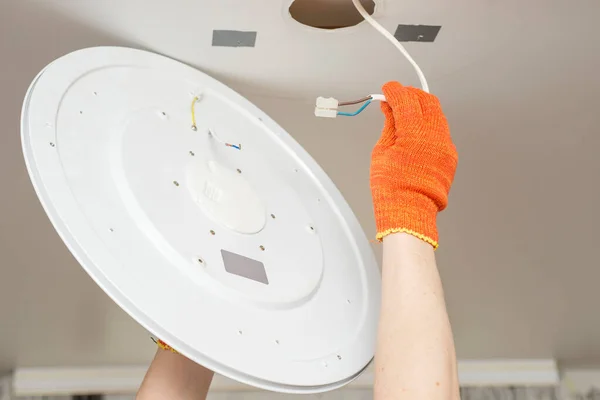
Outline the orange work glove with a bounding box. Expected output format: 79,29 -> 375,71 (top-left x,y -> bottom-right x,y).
370,82 -> 458,248
152,337 -> 178,353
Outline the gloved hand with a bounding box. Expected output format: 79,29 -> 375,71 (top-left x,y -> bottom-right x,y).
152,337 -> 178,353
370,82 -> 458,248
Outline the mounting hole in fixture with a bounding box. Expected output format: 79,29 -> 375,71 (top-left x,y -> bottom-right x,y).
79,110 -> 83,114
289,0 -> 375,30
93,91 -> 97,96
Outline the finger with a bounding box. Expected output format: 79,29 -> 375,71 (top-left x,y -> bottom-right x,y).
414,90 -> 451,141
382,82 -> 423,124
414,89 -> 443,118
377,100 -> 396,147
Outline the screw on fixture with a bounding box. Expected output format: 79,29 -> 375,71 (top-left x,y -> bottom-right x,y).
109,228 -> 114,233
173,181 -> 180,187
259,245 -> 265,251
191,125 -> 197,131
270,214 -> 276,219
189,151 -> 195,156
337,355 -> 342,360
197,258 -> 204,264
236,168 -> 242,174
275,340 -> 280,345
49,142 -> 55,147
210,230 -> 216,235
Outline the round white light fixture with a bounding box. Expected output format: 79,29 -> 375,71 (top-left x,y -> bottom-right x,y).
21,47 -> 380,394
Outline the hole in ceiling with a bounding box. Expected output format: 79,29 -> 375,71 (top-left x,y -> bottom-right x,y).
289,0 -> 375,30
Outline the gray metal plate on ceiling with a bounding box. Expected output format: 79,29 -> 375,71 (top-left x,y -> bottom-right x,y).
394,25 -> 441,42
212,30 -> 257,47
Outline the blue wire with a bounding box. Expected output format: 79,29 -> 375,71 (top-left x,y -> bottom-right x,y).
337,99 -> 372,116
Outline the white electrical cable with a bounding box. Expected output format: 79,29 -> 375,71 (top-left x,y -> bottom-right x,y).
369,94 -> 386,102
351,0 -> 430,93
314,2 -> 431,117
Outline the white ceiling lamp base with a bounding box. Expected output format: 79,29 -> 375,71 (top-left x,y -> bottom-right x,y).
20,47 -> 380,394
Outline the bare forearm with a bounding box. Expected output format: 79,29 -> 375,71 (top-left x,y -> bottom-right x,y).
374,233 -> 459,400
137,349 -> 214,400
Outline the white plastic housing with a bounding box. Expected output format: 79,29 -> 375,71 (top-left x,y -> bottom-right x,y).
314,108 -> 338,118
20,47 -> 381,394
315,96 -> 339,118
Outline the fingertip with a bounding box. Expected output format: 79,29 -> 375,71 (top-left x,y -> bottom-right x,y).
382,83 -> 423,115
377,101 -> 396,147
415,89 -> 444,116
380,100 -> 393,117
380,101 -> 395,131
381,81 -> 405,99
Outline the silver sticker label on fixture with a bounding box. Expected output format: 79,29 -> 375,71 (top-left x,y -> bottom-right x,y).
221,249 -> 269,285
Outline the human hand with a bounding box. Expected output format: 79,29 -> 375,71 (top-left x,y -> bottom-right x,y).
138,340 -> 214,400
370,82 -> 458,248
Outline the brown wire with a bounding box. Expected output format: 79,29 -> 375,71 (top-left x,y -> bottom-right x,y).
338,96 -> 372,107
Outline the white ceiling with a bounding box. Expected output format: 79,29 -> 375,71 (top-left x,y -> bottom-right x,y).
1,0 -> 600,374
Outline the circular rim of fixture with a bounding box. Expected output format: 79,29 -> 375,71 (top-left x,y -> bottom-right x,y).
20,47 -> 381,394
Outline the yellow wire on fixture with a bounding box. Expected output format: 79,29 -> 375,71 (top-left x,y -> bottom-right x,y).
189,95 -> 242,150
190,96 -> 200,131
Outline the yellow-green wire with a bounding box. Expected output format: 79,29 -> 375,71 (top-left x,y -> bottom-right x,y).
190,96 -> 241,150
191,96 -> 199,130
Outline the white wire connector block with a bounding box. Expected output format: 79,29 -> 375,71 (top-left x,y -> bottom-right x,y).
315,97 -> 339,118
